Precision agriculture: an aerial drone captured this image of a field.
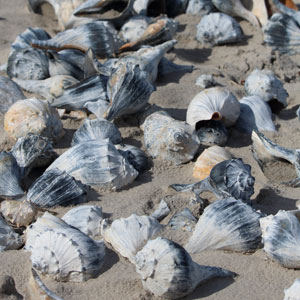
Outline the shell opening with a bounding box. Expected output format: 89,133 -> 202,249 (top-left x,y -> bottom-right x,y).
211,112 -> 222,121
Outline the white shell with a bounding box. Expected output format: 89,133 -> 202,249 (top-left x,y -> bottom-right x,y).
186,87 -> 240,128
244,69 -> 288,107
284,278 -> 300,300
101,214 -> 162,263
186,0 -> 215,16
185,197 -> 262,253
62,205 -> 103,238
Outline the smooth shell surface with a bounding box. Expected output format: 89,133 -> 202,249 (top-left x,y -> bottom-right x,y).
284,278 -> 300,300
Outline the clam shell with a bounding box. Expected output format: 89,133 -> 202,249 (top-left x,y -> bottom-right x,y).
185,197 -> 262,253
101,214 -> 162,263
284,278 -> 300,300
167,208 -> 197,232
186,0 -> 216,16
4,98 -> 65,142
186,87 -> 240,128
193,145 -> 232,180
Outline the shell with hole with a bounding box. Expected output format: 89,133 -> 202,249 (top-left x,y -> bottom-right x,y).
284,278 -> 300,300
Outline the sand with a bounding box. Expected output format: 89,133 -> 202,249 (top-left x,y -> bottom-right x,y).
1,1 -> 300,299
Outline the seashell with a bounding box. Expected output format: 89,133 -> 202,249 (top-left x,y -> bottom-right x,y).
62,205 -> 103,238
271,0 -> 299,23
83,99 -> 110,119
135,237 -> 236,299
195,74 -> 217,89
167,208 -> 197,232
185,197 -> 262,253
244,69 -> 288,108
104,62 -> 155,120
241,0 -> 268,26
0,200 -> 37,227
196,13 -> 244,46
27,168 -> 87,208
0,152 -> 24,199
0,76 -> 25,114
284,278 -> 300,300
151,199 -> 170,221
171,158 -> 255,203
186,0 -> 216,16
71,118 -> 122,146
165,0 -> 189,17
211,0 -> 259,27
47,139 -> 139,190
7,48 -> 50,80
11,134 -> 57,178
143,112 -> 200,165
25,212 -> 106,282
101,213 -> 162,263
193,145 -> 232,180
186,87 -> 240,128
13,75 -> 79,100
4,98 -> 65,142
0,214 -> 23,251
260,210 -> 300,268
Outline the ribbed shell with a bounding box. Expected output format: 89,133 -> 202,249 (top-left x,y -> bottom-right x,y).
46,139 -> 138,190
186,87 -> 240,128
186,0 -> 216,16
260,210 -> 300,268
185,198 -> 262,253
62,205 -> 103,238
71,118 -> 122,146
196,13 -> 244,46
101,214 -> 162,263
4,98 -> 64,142
284,278 -> 300,300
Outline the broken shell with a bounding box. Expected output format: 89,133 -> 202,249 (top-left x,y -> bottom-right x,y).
260,210 -> 300,268
62,205 -> 103,238
151,199 -> 170,221
185,197 -> 262,253
101,214 -> 162,263
284,278 -> 300,300
195,74 -> 217,89
71,118 -> 122,146
143,112 -> 200,165
186,87 -> 240,128
135,237 -> 236,299
4,98 -> 65,142
244,69 -> 288,108
167,208 -> 197,232
47,139 -> 138,190
193,145 -> 232,180
186,0 -> 215,16
196,13 -> 244,46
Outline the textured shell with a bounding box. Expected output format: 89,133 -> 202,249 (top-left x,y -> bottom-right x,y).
25,212 -> 106,282
167,208 -> 197,232
62,205 -> 103,238
0,200 -> 37,227
186,0 -> 216,16
193,145 -> 232,180
71,118 -> 122,146
4,98 -> 65,142
135,237 -> 236,299
244,69 -> 288,107
185,197 -> 262,253
284,278 -> 300,300
196,13 -> 244,46
0,76 -> 25,114
186,87 -> 240,128
101,214 -> 162,263
143,112 -> 200,165
46,139 -> 138,190
260,210 -> 300,268
0,214 -> 23,251
235,95 -> 276,134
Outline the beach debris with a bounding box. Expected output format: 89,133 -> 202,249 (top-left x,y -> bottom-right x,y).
167,208 -> 197,232
151,199 -> 170,221
284,278 -> 300,300
186,0 -> 215,16
195,74 -> 217,89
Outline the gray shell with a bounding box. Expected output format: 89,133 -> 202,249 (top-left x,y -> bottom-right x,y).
185,197 -> 262,253
46,139 -> 138,190
135,237 -> 236,299
284,278 -> 300,300
244,69 -> 288,108
196,13 -> 244,46
167,208 -> 197,232
62,205 -> 103,238
186,0 -> 215,16
71,118 -> 122,146
143,112 -> 200,165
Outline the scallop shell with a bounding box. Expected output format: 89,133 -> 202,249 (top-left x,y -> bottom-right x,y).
260,210 -> 300,268
46,139 -> 139,190
186,87 -> 240,128
284,278 -> 300,300
101,214 -> 162,263
25,212 -> 106,282
244,69 -> 288,108
143,112 -> 200,165
185,197 -> 262,253
167,208 -> 197,232
62,205 -> 103,238
196,13 -> 244,46
135,237 -> 236,299
193,145 -> 232,180
71,118 -> 122,146
4,98 -> 65,142
186,0 -> 216,16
